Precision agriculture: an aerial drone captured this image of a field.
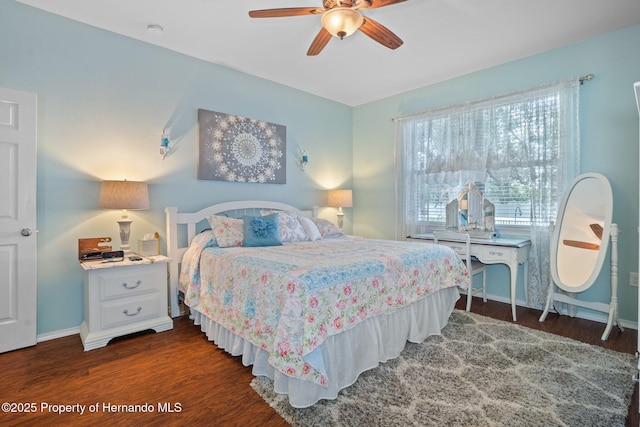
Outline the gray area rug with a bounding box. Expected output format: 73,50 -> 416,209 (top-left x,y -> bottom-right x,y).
251,310 -> 636,427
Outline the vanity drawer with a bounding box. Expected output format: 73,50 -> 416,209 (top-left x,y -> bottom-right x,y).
434,240 -> 468,255
428,239 -> 507,263
475,245 -> 508,263
444,242 -> 466,253
100,293 -> 161,329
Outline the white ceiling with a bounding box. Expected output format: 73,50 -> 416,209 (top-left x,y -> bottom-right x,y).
16,0 -> 640,106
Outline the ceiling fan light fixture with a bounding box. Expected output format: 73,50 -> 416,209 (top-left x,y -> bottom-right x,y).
321,7 -> 363,39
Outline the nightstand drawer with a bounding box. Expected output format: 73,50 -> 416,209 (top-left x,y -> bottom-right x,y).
97,266 -> 162,300
101,293 -> 161,329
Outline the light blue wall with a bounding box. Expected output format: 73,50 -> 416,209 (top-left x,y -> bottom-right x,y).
353,25 -> 640,324
1,1 -> 353,334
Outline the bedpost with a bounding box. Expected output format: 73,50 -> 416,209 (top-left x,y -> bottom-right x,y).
165,207 -> 181,317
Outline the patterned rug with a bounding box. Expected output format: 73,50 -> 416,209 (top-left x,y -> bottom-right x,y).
251,310 -> 636,427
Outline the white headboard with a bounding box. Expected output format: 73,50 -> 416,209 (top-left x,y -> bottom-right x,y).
165,200 -> 317,317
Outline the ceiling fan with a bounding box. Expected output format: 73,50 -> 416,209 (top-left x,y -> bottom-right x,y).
248,0 -> 407,56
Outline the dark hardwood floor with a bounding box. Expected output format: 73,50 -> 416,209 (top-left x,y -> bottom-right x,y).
1,297 -> 637,426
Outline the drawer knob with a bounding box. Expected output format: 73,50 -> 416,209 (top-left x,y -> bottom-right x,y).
122,280 -> 142,290
123,307 -> 142,317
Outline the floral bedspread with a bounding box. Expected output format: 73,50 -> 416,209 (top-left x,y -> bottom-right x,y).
179,235 -> 467,387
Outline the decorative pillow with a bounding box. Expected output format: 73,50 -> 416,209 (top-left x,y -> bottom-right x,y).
298,216 -> 322,241
243,213 -> 283,247
207,215 -> 244,248
313,218 -> 344,238
261,210 -> 309,243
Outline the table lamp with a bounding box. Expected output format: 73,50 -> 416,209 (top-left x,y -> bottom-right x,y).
98,180 -> 149,256
327,189 -> 353,230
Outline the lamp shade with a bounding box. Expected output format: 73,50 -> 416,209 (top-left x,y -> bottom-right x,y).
321,7 -> 363,39
327,189 -> 353,208
98,180 -> 149,210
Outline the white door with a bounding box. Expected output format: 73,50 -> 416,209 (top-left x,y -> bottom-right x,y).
0,87 -> 37,353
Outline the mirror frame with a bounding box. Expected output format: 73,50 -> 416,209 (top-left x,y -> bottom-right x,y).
550,173 -> 613,293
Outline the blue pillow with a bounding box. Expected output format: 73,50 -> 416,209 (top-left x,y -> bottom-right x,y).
243,213 -> 282,247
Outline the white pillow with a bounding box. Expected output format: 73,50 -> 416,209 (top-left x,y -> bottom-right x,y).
298,216 -> 322,241
261,210 -> 309,243
313,218 -> 344,238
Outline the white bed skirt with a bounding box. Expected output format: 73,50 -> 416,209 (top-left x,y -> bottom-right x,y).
190,286 -> 460,408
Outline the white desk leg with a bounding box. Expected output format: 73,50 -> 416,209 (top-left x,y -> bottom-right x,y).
509,262 -> 517,321
523,260 -> 529,307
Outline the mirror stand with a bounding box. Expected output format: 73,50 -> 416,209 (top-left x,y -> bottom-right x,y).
539,172 -> 620,340
540,222 -> 620,340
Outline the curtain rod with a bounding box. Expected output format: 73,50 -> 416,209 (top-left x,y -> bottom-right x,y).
392,74 -> 595,122
579,73 -> 595,85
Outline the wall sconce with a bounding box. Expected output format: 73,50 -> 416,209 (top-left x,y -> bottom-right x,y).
160,129 -> 170,159
98,180 -> 150,256
299,149 -> 309,171
327,189 -> 353,230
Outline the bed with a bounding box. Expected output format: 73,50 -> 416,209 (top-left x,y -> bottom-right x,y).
165,200 -> 466,408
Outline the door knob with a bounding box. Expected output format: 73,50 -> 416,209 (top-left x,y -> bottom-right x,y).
21,228 -> 32,237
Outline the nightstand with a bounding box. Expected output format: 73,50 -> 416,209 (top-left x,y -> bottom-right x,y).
79,256 -> 173,351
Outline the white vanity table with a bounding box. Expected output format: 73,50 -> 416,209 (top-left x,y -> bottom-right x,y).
408,233 -> 531,321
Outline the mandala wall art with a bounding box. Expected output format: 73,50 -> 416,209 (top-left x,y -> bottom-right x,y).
198,109 -> 286,184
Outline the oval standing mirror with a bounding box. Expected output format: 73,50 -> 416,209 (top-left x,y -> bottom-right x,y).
540,173 -> 620,340
552,173 -> 612,292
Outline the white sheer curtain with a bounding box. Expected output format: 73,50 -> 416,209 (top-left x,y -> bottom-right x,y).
395,79 -> 580,308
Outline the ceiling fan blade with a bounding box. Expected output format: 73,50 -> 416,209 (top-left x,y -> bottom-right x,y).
590,223 -> 603,240
249,8 -> 324,18
307,28 -> 332,56
359,17 -> 403,50
360,0 -> 408,9
563,240 -> 601,250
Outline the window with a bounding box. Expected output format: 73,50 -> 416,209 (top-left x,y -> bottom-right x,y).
395,80 -> 579,238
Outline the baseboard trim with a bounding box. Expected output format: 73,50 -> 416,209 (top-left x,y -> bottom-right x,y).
476,292 -> 638,331
37,326 -> 80,343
